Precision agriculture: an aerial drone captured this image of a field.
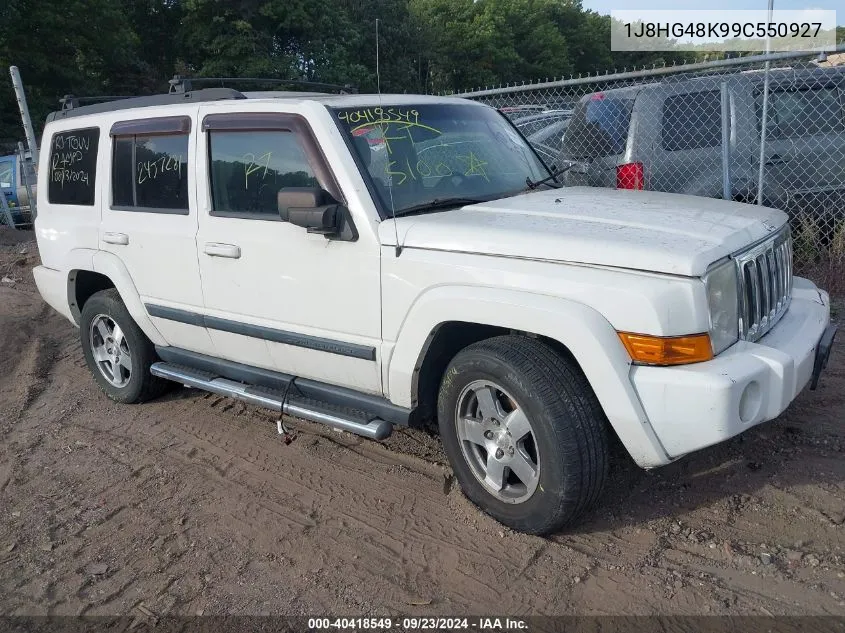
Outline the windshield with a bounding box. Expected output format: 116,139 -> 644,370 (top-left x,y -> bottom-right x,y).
331,103 -> 550,217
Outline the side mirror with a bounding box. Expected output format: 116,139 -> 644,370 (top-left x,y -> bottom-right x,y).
278,187 -> 343,236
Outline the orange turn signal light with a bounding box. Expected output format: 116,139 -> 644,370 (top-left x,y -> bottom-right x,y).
617,332 -> 714,366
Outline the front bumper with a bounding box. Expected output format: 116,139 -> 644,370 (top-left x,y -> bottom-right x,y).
631,277 -> 832,459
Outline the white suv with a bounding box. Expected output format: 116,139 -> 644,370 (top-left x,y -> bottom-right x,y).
32,86 -> 836,534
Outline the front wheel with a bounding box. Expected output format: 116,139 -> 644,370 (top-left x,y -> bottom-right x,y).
437,335 -> 609,534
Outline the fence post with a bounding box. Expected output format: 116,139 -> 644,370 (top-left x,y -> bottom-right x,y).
720,81 -> 731,202
18,141 -> 36,221
756,1 -> 774,205
0,187 -> 16,229
9,66 -> 40,168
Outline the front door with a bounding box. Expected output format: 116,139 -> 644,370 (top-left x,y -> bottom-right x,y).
194,107 -> 382,394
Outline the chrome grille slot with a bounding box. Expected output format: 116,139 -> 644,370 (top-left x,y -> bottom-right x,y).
735,227 -> 792,342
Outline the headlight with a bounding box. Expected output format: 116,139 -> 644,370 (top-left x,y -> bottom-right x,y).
703,259 -> 739,355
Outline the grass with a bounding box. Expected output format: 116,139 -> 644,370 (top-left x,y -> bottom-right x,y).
792,213 -> 845,299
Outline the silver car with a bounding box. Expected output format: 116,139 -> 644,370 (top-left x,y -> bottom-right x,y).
556,67 -> 845,221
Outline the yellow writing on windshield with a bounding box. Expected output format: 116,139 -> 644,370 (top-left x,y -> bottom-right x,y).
456,152 -> 490,181
383,153 -> 493,184
339,107 -> 442,135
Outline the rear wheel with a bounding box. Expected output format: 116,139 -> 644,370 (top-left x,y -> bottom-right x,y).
437,335 -> 609,534
80,289 -> 168,403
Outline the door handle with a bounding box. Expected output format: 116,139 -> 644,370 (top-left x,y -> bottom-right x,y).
204,242 -> 241,259
765,154 -> 787,166
102,232 -> 129,245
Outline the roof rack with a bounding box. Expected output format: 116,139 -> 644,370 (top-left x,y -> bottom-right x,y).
46,88 -> 247,122
168,75 -> 358,94
46,74 -> 359,122
60,95 -> 137,111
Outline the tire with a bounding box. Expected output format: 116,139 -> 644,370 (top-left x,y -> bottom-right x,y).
437,335 -> 609,535
80,288 -> 169,404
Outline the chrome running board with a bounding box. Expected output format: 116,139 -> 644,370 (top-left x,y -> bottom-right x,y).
150,362 -> 393,441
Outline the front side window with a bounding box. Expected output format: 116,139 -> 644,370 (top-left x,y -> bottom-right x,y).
208,130 -> 319,218
112,134 -> 189,211
332,103 -> 549,218
48,127 -> 99,205
661,91 -> 722,152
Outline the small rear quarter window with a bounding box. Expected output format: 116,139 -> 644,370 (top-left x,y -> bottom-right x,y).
48,128 -> 99,205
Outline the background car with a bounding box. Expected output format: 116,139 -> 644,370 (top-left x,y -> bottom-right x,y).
0,152 -> 37,226
555,67 -> 845,226
510,109 -> 573,165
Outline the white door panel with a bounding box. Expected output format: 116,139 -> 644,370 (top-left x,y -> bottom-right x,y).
147,316 -> 215,353
97,111 -> 215,355
205,330 -> 275,370
265,343 -> 379,392
196,218 -> 382,392
194,107 -> 382,393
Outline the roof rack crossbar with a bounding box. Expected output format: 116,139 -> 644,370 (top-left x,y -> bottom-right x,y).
168,75 -> 358,95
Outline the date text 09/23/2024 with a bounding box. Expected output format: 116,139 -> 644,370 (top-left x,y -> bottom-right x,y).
307,617 -> 529,630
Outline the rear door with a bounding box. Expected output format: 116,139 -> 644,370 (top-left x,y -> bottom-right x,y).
98,110 -> 215,355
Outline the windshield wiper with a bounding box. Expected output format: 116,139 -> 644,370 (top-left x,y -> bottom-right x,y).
392,197 -> 487,218
525,164 -> 571,190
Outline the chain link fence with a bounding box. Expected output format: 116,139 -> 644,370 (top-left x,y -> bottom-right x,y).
453,45 -> 845,291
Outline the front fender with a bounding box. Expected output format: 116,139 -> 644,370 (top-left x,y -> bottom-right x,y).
91,251 -> 167,346
387,285 -> 671,468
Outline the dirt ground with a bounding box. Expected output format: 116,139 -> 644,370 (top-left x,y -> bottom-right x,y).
1,227 -> 844,618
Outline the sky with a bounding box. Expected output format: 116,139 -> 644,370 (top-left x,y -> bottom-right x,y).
582,0 -> 843,21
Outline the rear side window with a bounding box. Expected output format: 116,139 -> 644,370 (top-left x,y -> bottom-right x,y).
755,86 -> 845,139
48,128 -> 99,205
661,91 -> 722,152
208,130 -> 318,218
111,134 -> 189,212
561,94 -> 633,159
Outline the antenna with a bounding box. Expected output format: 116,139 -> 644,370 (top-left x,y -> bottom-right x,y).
375,19 -> 381,96
376,18 -> 401,257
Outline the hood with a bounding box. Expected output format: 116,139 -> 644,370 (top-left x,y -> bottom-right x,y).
378,187 -> 787,277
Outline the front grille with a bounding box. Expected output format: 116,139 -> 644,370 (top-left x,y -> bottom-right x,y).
736,227 -> 792,343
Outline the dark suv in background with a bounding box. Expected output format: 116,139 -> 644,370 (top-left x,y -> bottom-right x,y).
555,67 -> 845,222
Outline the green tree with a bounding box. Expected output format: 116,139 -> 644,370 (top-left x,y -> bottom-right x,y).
0,0 -> 143,141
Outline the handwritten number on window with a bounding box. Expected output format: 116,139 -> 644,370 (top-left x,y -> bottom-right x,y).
137,154 -> 183,185
243,152 -> 272,189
